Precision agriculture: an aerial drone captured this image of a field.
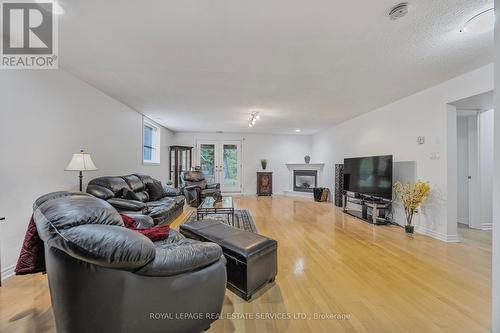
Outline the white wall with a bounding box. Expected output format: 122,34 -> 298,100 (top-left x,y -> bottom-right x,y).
173,132 -> 312,195
0,70 -> 174,280
479,109 -> 494,230
312,64 -> 493,242
493,3 -> 500,329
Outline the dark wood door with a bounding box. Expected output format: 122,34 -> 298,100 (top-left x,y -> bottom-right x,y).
257,172 -> 273,196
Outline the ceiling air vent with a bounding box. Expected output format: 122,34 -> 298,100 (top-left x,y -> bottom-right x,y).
389,3 -> 409,20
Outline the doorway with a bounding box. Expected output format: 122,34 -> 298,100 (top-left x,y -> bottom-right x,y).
452,91 -> 494,233
196,141 -> 242,192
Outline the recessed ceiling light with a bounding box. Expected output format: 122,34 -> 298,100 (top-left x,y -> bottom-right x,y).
461,8 -> 494,33
295,129 -> 301,133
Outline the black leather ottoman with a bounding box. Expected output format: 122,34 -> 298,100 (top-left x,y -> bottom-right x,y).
180,220 -> 277,301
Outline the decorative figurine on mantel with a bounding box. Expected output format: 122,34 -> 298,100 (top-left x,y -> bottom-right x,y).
304,155 -> 311,164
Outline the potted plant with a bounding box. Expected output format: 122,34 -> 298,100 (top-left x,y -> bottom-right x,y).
166,179 -> 174,187
393,180 -> 430,235
261,159 -> 268,170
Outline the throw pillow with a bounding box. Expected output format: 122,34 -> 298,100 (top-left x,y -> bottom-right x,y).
122,188 -> 142,201
120,214 -> 169,242
146,181 -> 167,201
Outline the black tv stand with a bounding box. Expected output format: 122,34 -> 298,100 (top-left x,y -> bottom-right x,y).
342,192 -> 391,225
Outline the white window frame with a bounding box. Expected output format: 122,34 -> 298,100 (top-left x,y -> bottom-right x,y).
143,118 -> 161,165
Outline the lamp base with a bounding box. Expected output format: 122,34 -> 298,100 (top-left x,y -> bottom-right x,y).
79,171 -> 83,192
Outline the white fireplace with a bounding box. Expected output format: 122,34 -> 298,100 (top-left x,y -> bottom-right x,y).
284,163 -> 325,197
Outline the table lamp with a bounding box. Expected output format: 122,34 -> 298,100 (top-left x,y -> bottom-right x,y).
65,149 -> 98,191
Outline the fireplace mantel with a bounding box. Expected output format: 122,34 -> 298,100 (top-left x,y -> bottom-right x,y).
284,163 -> 325,197
285,163 -> 325,169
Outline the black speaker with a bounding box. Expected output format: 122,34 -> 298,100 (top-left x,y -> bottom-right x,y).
334,164 -> 344,207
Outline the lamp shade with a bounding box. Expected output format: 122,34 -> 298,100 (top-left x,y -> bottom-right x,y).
65,150 -> 97,171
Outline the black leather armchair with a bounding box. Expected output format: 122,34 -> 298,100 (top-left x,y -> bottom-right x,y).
33,191 -> 226,333
181,171 -> 221,207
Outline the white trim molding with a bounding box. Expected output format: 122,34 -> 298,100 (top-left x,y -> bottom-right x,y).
1,264 -> 15,282
481,222 -> 493,230
415,225 -> 461,243
283,190 -> 313,198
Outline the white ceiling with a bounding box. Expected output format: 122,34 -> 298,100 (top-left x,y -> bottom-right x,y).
59,0 -> 494,134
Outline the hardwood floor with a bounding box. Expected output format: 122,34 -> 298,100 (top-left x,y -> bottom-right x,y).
0,196 -> 491,333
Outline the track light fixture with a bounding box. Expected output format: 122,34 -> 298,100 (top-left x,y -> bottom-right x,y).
249,111 -> 260,127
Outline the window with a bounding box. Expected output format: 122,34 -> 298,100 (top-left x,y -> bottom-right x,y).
143,118 -> 160,164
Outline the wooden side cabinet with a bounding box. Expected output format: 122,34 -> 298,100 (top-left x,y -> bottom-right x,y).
257,172 -> 273,196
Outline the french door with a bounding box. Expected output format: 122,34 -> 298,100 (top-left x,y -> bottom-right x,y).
197,141 -> 242,192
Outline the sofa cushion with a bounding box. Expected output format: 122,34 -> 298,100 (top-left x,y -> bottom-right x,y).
164,187 -> 182,197
86,185 -> 115,200
88,176 -> 130,196
122,188 -> 142,201
135,191 -> 150,202
135,237 -> 222,277
148,201 -> 176,217
147,196 -> 175,206
146,180 -> 167,201
134,173 -> 154,185
107,198 -> 146,212
122,175 -> 145,192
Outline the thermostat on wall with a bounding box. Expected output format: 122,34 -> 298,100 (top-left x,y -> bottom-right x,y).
417,136 -> 425,144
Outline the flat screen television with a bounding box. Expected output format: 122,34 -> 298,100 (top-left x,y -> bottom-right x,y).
343,155 -> 393,200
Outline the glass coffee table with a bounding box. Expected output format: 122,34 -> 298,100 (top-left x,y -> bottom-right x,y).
197,196 -> 234,224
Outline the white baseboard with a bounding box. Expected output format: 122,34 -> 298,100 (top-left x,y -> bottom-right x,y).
415,225 -> 461,243
1,264 -> 15,282
225,192 -> 283,197
481,223 -> 493,231
282,190 -> 312,198
224,192 -> 256,196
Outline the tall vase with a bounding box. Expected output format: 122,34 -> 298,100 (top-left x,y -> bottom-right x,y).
304,155 -> 311,164
405,210 -> 415,235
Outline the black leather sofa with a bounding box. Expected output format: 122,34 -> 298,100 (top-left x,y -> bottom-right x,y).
181,170 -> 221,207
87,173 -> 184,225
33,191 -> 227,333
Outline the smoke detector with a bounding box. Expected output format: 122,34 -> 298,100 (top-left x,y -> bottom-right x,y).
389,3 -> 409,20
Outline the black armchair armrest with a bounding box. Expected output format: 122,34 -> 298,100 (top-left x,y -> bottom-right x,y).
183,185 -> 202,207
136,241 -> 223,277
184,185 -> 202,192
107,198 -> 146,212
206,183 -> 220,190
163,186 -> 182,197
